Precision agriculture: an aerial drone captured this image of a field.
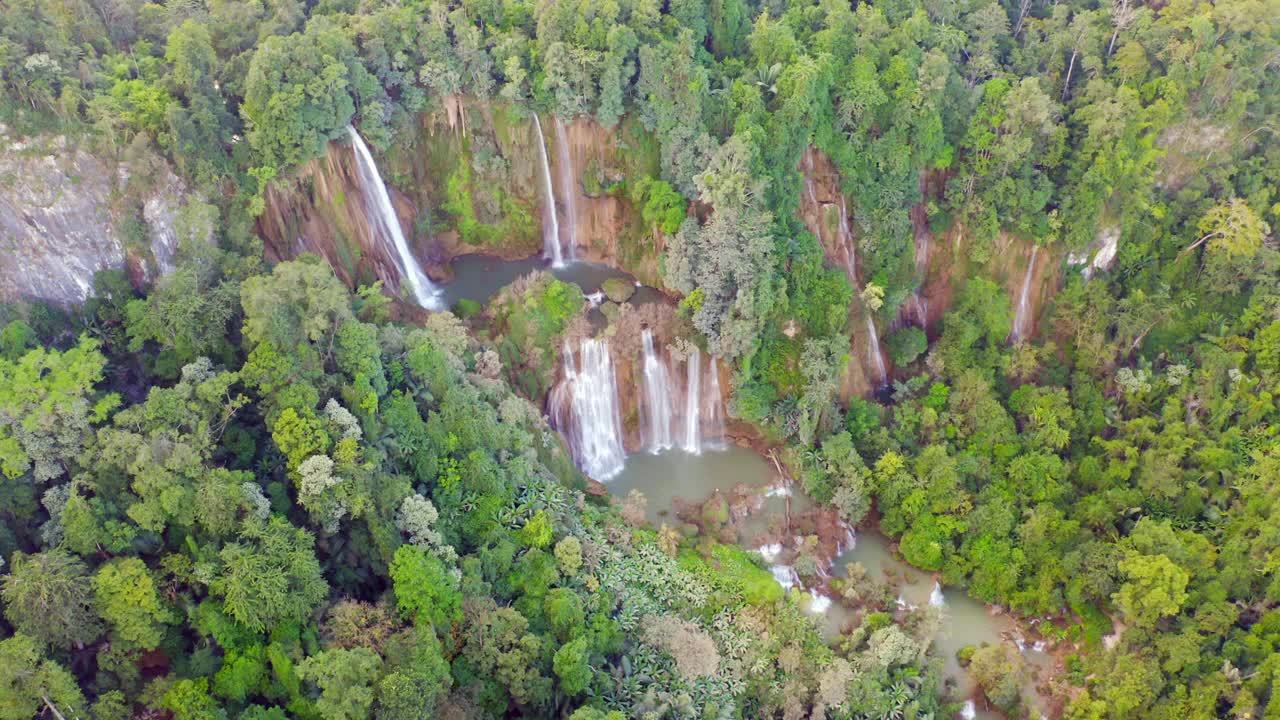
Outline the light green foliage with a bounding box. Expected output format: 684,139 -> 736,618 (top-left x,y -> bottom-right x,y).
389,545 -> 462,629
1,550 -> 101,649
555,536 -> 583,577
554,636 -> 593,696
1112,553 -> 1190,628
0,336 -> 116,483
162,678 -> 228,720
0,634 -> 85,720
93,558 -> 172,650
297,648 -> 383,720
518,510 -> 554,548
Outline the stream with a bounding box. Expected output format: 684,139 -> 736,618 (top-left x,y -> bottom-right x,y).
608,447 -> 1054,719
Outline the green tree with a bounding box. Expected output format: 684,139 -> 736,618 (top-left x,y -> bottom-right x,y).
211,517 -> 328,633
1,550 -> 101,649
0,634 -> 85,720
1112,553 -> 1189,628
298,647 -> 383,720
93,557 -> 172,650
389,545 -> 462,629
241,17 -> 380,171
0,337 -> 117,483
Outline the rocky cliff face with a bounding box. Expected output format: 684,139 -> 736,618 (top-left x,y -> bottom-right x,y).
796,147 -> 889,400
0,127 -> 187,305
257,99 -> 666,297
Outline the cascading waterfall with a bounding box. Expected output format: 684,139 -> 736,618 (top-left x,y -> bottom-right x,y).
683,346 -> 703,454
1011,245 -> 1040,342
559,339 -> 626,479
959,700 -> 977,720
864,313 -> 888,387
532,114 -> 564,267
640,330 -> 674,453
347,126 -> 442,310
929,582 -> 946,607
838,198 -> 888,386
552,116 -> 578,263
705,357 -> 726,448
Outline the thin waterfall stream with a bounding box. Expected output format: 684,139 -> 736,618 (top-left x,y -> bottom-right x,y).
532,114 -> 564,267
1011,245 -> 1040,342
552,116 -> 578,263
683,346 -> 702,454
640,329 -> 673,453
837,198 -> 888,386
347,126 -> 442,309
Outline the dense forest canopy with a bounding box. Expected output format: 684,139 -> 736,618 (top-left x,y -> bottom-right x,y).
0,0 -> 1278,719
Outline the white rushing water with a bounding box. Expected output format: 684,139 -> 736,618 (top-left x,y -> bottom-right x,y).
532,114 -> 564,268
640,330 -> 674,453
347,126 -> 442,309
560,339 -> 626,479
552,116 -> 577,263
808,593 -> 833,614
864,312 -> 888,387
929,581 -> 946,607
959,699 -> 977,720
770,565 -> 798,591
705,356 -> 726,448
758,543 -> 783,563
1011,244 -> 1040,342
683,346 -> 702,454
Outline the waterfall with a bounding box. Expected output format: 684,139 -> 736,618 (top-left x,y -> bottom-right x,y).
346,126 -> 441,310
532,114 -> 564,267
552,116 -> 578,263
640,330 -> 673,453
959,700 -> 977,720
705,356 -> 726,448
1011,245 -> 1040,342
683,346 -> 702,454
864,313 -> 888,387
929,582 -> 945,607
837,198 -> 858,279
559,339 -> 625,479
838,197 -> 888,387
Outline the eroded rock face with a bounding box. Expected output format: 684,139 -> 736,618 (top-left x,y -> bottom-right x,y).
0,127 -> 187,305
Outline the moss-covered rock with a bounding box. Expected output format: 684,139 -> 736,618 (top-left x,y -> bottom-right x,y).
602,277 -> 635,303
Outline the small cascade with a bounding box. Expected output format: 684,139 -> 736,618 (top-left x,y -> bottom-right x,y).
864,312 -> 888,387
758,543 -> 783,563
704,356 -> 726,448
532,114 -> 563,267
808,593 -> 832,614
640,330 -> 674,453
552,116 -> 578,262
959,700 -> 977,720
1011,245 -> 1040,342
682,346 -> 702,454
929,582 -> 946,608
346,126 -> 441,310
770,565 -> 799,591
837,198 -> 858,279
558,339 -> 626,480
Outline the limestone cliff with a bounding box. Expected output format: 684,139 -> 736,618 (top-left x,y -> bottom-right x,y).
257,99 -> 667,297
0,127 -> 187,305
